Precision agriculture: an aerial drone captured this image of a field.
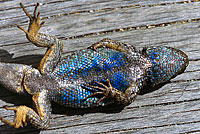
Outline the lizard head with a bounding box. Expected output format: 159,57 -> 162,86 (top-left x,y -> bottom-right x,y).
142,46 -> 189,86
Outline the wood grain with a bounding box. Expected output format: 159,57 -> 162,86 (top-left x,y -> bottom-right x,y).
0,0 -> 200,133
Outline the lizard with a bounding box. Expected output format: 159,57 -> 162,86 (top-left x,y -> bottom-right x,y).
0,3 -> 189,129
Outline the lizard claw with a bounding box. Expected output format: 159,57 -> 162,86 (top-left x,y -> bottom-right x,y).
0,105 -> 30,128
84,79 -> 118,105
18,3 -> 45,36
17,25 -> 28,34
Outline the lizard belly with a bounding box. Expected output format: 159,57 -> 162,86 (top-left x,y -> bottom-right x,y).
50,48 -> 132,107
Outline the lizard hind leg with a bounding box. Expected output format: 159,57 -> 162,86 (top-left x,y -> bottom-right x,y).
0,90 -> 52,129
0,105 -> 35,128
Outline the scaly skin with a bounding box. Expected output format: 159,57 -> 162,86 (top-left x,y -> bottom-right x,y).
0,3 -> 188,129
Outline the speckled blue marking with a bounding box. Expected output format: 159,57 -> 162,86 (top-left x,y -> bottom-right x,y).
53,49 -> 128,81
52,48 -> 130,107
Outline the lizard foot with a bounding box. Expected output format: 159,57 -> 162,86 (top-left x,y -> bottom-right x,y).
17,3 -> 45,37
84,79 -> 122,105
0,105 -> 31,128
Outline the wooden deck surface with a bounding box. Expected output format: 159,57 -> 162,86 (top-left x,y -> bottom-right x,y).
0,0 -> 200,133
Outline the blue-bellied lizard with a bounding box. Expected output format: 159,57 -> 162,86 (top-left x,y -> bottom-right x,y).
0,3 -> 188,129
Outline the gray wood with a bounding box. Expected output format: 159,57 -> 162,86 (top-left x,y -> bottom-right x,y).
0,0 -> 200,133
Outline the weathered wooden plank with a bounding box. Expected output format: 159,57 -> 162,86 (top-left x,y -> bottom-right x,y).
0,0 -> 189,10
0,0 -> 200,134
1,1 -> 200,48
0,0 -> 193,23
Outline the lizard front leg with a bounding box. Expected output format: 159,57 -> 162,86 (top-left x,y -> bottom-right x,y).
17,3 -> 63,74
88,38 -> 135,52
84,79 -> 140,106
